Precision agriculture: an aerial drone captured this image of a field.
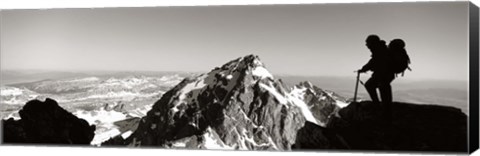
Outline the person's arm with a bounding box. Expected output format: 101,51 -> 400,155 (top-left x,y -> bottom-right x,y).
359,58 -> 374,73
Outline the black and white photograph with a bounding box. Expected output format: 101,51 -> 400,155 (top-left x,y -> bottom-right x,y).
0,0 -> 478,155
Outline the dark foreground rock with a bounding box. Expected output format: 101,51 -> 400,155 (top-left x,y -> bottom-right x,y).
293,101 -> 468,152
292,121 -> 350,149
2,98 -> 96,145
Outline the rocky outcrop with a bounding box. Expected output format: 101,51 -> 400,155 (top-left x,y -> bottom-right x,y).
2,98 -> 96,145
294,101 -> 468,152
292,121 -> 350,149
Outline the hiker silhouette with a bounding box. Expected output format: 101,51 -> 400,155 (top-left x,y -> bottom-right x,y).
357,34 -> 395,121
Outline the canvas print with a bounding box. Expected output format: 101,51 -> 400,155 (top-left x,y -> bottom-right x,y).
0,1 -> 477,154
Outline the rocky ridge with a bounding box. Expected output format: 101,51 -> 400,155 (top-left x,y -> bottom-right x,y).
295,101 -> 468,152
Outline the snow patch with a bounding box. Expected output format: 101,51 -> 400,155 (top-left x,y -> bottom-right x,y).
74,108 -> 127,125
1,97 -> 27,105
171,107 -> 179,113
336,100 -> 349,108
202,127 -> 234,150
251,66 -> 273,79
239,128 -> 275,149
90,128 -> 121,146
288,86 -> 320,125
121,130 -> 133,139
290,86 -> 307,100
73,107 -> 129,145
258,83 -> 288,105
3,112 -> 20,120
0,87 -> 23,96
171,140 -> 187,148
259,83 -> 320,126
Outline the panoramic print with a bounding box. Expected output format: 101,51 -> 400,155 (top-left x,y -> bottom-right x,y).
0,1 -> 471,153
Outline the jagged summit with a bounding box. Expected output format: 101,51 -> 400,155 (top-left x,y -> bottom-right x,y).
220,54 -> 264,67
102,54 -> 346,150
213,54 -> 273,80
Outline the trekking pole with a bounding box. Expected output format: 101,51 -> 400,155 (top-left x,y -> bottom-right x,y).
353,71 -> 360,103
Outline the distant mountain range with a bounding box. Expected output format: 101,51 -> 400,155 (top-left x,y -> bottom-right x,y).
1,75 -> 183,145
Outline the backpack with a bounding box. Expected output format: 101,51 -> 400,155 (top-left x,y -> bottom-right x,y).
389,39 -> 411,76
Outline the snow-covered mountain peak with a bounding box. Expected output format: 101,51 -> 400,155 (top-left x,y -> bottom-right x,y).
215,54 -> 273,80
110,55 -> 349,150
220,54 -> 263,68
163,55 -> 277,115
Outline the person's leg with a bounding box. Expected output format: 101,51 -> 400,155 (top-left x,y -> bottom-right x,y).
379,83 -> 392,112
379,83 -> 392,104
379,75 -> 395,123
365,77 -> 380,103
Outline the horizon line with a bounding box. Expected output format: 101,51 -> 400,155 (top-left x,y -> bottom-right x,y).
0,68 -> 469,82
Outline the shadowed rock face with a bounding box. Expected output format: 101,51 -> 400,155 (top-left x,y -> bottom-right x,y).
292,121 -> 350,150
2,98 -> 96,145
294,101 -> 468,153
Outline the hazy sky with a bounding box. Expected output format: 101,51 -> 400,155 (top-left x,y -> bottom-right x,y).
0,2 -> 470,81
